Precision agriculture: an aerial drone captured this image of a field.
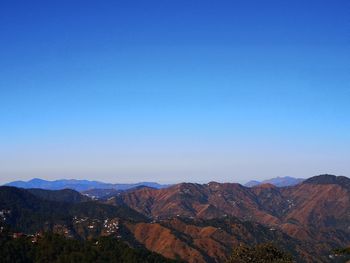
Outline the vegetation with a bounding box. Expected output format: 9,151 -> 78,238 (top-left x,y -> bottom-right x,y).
0,186 -> 146,234
332,247 -> 350,255
0,231 -> 179,263
330,247 -> 350,262
227,243 -> 294,263
27,188 -> 90,203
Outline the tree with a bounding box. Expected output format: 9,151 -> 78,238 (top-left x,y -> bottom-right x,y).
227,243 -> 294,263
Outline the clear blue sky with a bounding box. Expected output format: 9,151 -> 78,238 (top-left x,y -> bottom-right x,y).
1,0 -> 349,184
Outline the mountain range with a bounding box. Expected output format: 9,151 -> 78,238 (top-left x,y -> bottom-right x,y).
1,174 -> 349,263
244,176 -> 305,187
5,178 -> 169,192
4,176 -> 305,193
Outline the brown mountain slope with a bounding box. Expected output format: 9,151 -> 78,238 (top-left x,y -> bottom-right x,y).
125,221 -> 207,263
109,182 -> 281,225
108,174 -> 350,261
278,176 -> 350,249
112,175 -> 350,228
281,178 -> 350,229
123,217 -> 313,263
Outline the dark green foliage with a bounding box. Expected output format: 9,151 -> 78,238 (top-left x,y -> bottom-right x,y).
332,247 -> 350,255
0,234 -> 34,263
0,186 -> 146,234
27,188 -> 90,203
70,201 -> 146,222
330,247 -> 350,262
0,231 -> 179,263
227,243 -> 294,263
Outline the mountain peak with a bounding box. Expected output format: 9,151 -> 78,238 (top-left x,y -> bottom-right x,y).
303,174 -> 350,188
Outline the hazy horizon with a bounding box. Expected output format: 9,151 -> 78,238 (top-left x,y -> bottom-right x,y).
0,173 -> 348,185
0,174 -> 323,186
1,0 -> 349,185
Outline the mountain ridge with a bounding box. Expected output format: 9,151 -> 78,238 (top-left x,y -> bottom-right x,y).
0,185 -> 311,262
245,176 -> 304,187
108,174 -> 350,262
5,178 -> 170,192
1,174 -> 349,262
303,174 -> 350,189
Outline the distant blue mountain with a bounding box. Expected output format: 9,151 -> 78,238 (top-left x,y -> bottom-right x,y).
245,176 -> 304,187
5,178 -> 170,192
244,180 -> 261,187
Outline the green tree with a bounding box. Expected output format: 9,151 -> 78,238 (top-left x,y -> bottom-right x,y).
0,231 -> 180,263
227,243 -> 294,263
